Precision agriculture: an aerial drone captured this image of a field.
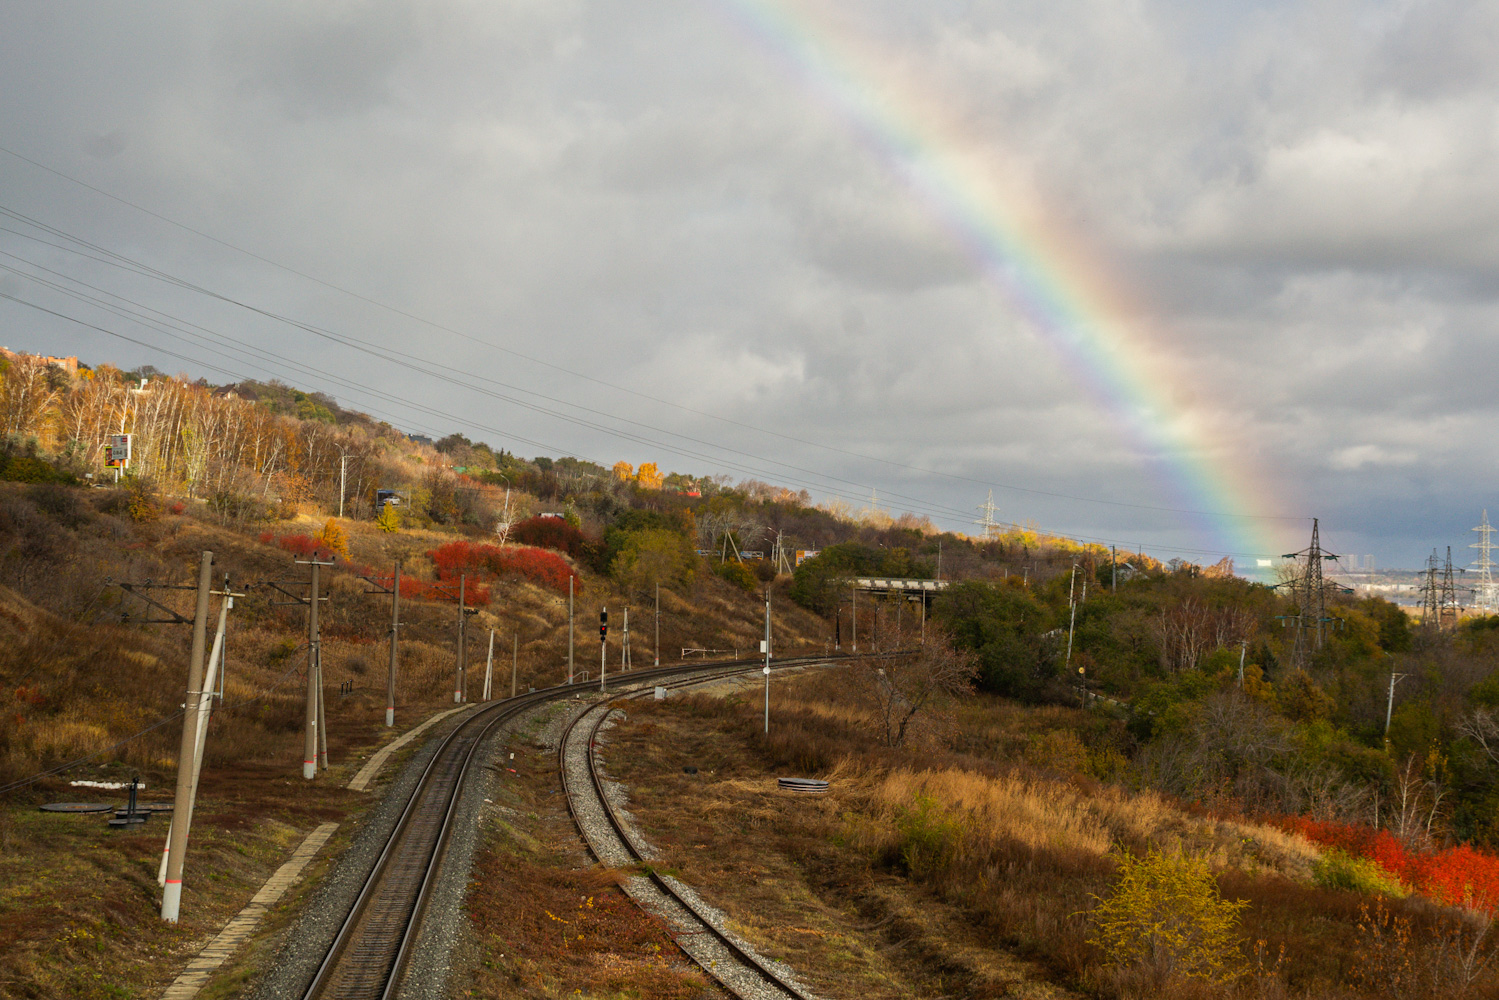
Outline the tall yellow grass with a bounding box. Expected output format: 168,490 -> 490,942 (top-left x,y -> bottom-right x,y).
842,764 -> 1320,882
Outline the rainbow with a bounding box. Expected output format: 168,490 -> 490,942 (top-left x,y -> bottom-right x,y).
714,1 -> 1301,564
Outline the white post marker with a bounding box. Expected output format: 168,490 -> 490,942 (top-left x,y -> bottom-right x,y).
511,633 -> 518,699
763,588 -> 771,734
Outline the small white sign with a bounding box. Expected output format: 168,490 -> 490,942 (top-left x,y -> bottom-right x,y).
759,640 -> 767,653
763,666 -> 771,675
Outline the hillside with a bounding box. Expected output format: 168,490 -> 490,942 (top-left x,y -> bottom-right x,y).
7,353 -> 1499,997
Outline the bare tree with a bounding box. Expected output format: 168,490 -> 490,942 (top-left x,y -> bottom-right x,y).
852,620 -> 977,748
1458,708 -> 1499,765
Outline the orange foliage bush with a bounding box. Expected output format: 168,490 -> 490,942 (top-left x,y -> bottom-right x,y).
1278,815 -> 1499,912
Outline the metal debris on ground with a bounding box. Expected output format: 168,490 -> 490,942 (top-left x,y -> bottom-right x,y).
38,802 -> 113,813
776,777 -> 829,794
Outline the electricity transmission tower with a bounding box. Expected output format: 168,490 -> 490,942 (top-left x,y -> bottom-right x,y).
1472,510 -> 1497,610
1419,549 -> 1441,630
974,490 -> 1001,541
1440,545 -> 1463,629
1279,518 -> 1341,669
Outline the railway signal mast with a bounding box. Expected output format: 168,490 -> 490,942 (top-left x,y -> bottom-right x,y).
599,607 -> 608,692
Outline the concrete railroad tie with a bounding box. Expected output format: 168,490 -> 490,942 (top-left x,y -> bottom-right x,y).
159,822 -> 339,1000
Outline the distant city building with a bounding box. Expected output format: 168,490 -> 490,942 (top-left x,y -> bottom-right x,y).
0,347 -> 79,376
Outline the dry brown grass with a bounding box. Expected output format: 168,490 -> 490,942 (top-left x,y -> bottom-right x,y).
621,670 -> 1499,999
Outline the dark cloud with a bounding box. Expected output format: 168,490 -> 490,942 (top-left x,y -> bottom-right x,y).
0,1 -> 1494,567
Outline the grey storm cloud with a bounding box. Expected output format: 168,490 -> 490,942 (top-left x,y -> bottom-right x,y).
1,0 -> 1496,567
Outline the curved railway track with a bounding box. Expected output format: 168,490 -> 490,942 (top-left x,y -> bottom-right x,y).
560,662 -> 824,1000
300,655 -> 833,1000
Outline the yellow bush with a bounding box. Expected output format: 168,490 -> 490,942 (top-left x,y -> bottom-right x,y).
1088,847 -> 1248,983
316,518 -> 350,557
376,504 -> 401,534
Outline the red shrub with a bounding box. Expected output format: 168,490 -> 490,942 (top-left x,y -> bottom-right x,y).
364,570 -> 491,607
427,541 -> 573,593
509,516 -> 591,560
1277,815 -> 1499,912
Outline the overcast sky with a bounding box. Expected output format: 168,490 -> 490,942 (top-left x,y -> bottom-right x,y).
2,0 -> 1496,572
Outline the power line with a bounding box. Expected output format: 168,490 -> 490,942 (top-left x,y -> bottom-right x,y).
3,272 -> 1290,561
0,144 -> 1306,522
0,225 -> 1282,552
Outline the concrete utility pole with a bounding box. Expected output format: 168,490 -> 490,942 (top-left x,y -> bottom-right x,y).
1065,564 -> 1081,705
1386,672 -> 1410,735
158,576 -> 239,887
511,633 -> 518,699
852,586 -> 858,655
622,607 -> 630,671
1111,545 -> 1117,594
568,576 -> 575,684
315,642 -> 328,771
600,607 -> 608,692
162,550 -> 214,923
763,587 -> 772,734
483,629 -> 495,701
338,452 -> 348,518
455,574 -> 467,704
1237,640 -> 1247,688
387,560 -> 401,727
654,582 -> 660,667
299,558 -> 333,780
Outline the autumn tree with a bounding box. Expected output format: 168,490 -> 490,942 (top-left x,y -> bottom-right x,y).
0,355 -> 60,440
610,528 -> 696,594
636,461 -> 663,490
612,460 -> 633,482
316,518 -> 350,558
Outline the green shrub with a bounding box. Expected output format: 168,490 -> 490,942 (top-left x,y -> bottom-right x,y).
715,560 -> 757,593
1312,850 -> 1407,898
895,794 -> 965,877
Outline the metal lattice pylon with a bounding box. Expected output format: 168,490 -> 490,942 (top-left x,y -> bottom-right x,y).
1419,549 -> 1441,630
1440,545 -> 1463,629
1281,518 -> 1339,669
974,490 -> 1001,541
1472,510 -> 1497,610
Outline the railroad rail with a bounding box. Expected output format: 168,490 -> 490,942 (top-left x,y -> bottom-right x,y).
560,659 -> 826,1000
300,655 -> 832,1000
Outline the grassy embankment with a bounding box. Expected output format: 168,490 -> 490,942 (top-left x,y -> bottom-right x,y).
597,669 -> 1499,1000
0,479 -> 825,998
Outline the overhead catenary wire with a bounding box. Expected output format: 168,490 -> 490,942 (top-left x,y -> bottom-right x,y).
0,146 -> 1304,523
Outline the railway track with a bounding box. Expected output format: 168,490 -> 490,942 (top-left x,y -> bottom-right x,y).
560,660 -> 825,1000
300,655 -> 831,1000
